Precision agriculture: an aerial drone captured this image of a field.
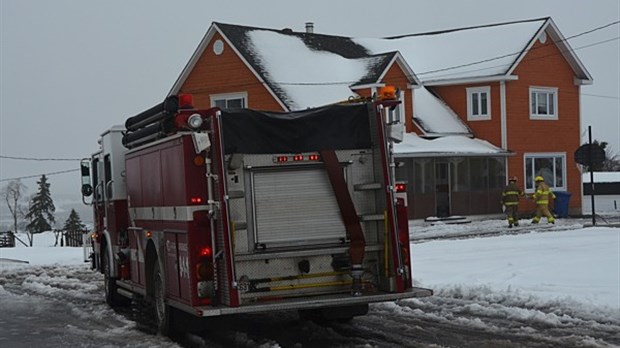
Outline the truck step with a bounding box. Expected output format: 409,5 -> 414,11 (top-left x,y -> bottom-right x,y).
117,287 -> 136,299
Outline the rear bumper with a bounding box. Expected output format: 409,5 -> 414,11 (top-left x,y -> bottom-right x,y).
191,287 -> 433,317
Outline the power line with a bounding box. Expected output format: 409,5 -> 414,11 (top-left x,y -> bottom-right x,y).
0,169 -> 80,182
0,155 -> 81,161
581,93 -> 620,100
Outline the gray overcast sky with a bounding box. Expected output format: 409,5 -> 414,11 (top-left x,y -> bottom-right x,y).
1,0 -> 619,220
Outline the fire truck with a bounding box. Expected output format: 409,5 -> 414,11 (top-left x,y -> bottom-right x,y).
80,91 -> 431,335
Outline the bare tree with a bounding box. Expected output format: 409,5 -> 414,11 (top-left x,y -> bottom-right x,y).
1,180 -> 27,234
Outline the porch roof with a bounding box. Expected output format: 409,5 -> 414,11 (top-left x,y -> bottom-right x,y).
394,133 -> 512,158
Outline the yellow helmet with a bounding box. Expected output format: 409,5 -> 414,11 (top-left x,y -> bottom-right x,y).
535,176 -> 544,182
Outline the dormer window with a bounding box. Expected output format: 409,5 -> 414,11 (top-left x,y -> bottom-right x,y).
466,86 -> 491,121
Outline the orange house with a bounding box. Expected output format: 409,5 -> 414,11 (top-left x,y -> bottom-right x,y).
165,18 -> 591,219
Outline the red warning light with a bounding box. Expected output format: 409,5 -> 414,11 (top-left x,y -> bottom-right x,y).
293,155 -> 303,161
308,154 -> 320,161
179,94 -> 194,109
199,246 -> 212,258
190,197 -> 203,204
395,183 -> 407,192
277,156 -> 288,163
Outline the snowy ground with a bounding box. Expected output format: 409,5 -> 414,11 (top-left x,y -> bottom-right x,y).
0,219 -> 619,347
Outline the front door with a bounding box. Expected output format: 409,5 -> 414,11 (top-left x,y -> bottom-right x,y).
435,162 -> 450,217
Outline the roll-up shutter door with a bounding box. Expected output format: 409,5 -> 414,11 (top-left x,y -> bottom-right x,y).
252,167 -> 345,247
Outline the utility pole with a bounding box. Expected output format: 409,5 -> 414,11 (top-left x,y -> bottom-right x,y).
588,126 -> 596,226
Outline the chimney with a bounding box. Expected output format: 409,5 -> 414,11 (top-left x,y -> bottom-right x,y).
305,22 -> 314,34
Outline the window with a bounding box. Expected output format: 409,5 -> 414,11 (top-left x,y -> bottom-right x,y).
466,86 -> 491,120
524,153 -> 566,191
530,87 -> 558,119
210,92 -> 247,109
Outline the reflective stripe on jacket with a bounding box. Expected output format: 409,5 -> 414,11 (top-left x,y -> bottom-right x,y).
501,183 -> 523,205
533,182 -> 556,205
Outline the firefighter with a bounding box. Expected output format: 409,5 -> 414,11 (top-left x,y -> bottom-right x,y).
501,176 -> 524,228
531,176 -> 556,224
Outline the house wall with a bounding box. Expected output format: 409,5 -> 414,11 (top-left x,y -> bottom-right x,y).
507,37 -> 582,215
179,32 -> 284,111
429,33 -> 583,216
431,82 -> 503,146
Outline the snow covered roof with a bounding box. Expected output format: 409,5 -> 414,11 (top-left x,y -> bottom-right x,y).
414,86 -> 471,135
244,29 -> 405,110
394,132 -> 510,157
355,17 -> 592,85
170,18 -> 591,109
169,22 -> 418,111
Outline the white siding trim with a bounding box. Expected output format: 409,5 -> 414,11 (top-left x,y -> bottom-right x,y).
500,81 -> 507,149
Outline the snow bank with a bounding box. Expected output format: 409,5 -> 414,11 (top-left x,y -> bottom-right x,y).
0,231 -> 86,268
411,227 -> 620,311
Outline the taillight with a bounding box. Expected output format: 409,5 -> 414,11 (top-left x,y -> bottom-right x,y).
193,155 -> 205,166
196,245 -> 215,301
395,183 -> 407,192
274,153 -> 320,163
190,197 -> 203,204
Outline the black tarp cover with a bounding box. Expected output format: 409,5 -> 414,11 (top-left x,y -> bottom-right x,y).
220,103 -> 373,155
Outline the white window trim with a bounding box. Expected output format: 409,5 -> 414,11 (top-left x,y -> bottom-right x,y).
529,86 -> 558,120
466,86 -> 491,121
210,92 -> 248,108
523,152 -> 567,192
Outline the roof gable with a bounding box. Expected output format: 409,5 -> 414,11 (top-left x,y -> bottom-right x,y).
169,22 -> 419,110
507,18 -> 592,84
356,18 -> 549,84
169,23 -> 291,111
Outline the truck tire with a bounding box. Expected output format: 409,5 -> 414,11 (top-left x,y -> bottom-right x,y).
152,261 -> 174,336
103,247 -> 129,307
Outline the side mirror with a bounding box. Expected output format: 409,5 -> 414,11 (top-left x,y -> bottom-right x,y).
80,159 -> 93,202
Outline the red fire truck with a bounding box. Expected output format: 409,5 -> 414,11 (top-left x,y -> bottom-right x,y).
80,93 -> 431,335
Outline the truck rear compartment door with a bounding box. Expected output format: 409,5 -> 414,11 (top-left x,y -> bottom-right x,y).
251,166 -> 345,249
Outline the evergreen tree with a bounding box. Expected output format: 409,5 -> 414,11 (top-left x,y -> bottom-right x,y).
25,175 -> 56,246
62,209 -> 86,246
63,209 -> 85,233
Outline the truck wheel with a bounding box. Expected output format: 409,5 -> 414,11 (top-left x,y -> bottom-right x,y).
152,262 -> 174,336
103,248 -> 129,307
